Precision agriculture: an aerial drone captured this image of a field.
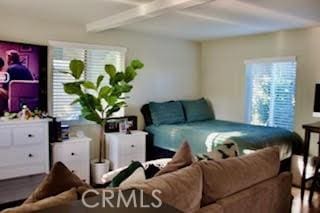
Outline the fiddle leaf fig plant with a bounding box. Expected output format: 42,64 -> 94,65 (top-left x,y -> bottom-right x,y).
63,59 -> 144,163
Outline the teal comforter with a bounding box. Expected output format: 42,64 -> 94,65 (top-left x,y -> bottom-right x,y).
146,120 -> 303,160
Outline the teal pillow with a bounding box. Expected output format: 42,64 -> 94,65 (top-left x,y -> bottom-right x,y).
182,98 -> 214,122
149,101 -> 185,125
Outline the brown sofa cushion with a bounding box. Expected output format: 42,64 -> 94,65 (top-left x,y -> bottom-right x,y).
24,162 -> 91,204
196,203 -> 224,213
2,188 -> 78,213
126,163 -> 203,213
155,141 -> 194,176
215,172 -> 292,213
199,147 -> 280,206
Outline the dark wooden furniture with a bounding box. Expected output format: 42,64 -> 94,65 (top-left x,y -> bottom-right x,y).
38,189 -> 181,213
0,174 -> 46,210
309,157 -> 320,203
301,122 -> 320,200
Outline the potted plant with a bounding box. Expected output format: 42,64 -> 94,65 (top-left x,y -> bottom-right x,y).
63,59 -> 144,184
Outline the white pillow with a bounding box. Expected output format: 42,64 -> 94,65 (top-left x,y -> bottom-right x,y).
101,158 -> 172,184
119,167 -> 146,188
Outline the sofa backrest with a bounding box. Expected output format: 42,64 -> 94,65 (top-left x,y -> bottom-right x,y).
198,147 -> 280,206
125,163 -> 204,213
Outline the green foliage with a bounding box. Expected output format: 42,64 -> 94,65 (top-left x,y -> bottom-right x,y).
105,64 -> 116,78
83,81 -> 96,90
63,81 -> 84,96
62,59 -> 144,126
69,60 -> 85,79
96,75 -> 104,88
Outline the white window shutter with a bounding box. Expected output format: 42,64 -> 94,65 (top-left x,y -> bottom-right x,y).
51,44 -> 126,121
245,57 -> 297,131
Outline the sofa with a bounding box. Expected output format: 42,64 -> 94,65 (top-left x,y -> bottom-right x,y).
1,147 -> 292,213
125,147 -> 292,213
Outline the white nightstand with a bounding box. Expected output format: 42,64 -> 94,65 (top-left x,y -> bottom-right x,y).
51,137 -> 91,184
105,130 -> 147,169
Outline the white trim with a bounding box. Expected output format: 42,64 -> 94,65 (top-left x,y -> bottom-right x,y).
48,41 -> 127,54
313,112 -> 320,118
244,56 -> 296,64
86,0 -> 214,32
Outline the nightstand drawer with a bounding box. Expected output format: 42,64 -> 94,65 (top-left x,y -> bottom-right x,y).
61,160 -> 88,182
53,143 -> 87,162
119,140 -> 145,155
106,131 -> 147,169
13,126 -> 44,146
116,154 -> 145,168
51,138 -> 91,184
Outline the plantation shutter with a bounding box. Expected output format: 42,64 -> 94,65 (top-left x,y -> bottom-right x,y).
245,57 -> 297,131
51,42 -> 126,121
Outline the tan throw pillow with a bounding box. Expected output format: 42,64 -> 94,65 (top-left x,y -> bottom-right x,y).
24,162 -> 91,204
126,163 -> 203,213
199,147 -> 280,206
2,188 -> 78,213
155,141 -> 194,176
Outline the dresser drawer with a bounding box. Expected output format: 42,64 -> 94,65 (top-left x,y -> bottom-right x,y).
53,143 -> 88,162
13,126 -> 44,145
0,145 -> 44,167
0,129 -> 12,147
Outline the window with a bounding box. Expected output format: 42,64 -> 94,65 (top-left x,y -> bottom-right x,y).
50,41 -> 126,121
245,57 -> 297,131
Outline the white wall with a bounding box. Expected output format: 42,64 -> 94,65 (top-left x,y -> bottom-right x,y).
0,15 -> 201,158
201,27 -> 320,155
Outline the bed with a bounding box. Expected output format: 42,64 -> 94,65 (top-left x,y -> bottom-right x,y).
141,100 -> 303,165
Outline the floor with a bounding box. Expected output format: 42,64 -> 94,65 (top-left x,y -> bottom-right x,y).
0,174 -> 46,210
292,187 -> 320,213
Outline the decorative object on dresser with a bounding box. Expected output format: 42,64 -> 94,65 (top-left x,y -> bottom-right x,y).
0,119 -> 50,180
106,130 -> 147,170
50,137 -> 91,184
62,59 -> 144,185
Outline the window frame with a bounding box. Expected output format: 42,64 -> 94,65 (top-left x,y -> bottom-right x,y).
244,56 -> 297,130
48,41 -> 127,123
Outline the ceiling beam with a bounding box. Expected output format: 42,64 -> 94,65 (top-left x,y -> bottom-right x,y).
87,0 -> 214,32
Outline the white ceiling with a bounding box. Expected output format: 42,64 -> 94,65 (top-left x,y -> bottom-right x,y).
1,0 -> 319,41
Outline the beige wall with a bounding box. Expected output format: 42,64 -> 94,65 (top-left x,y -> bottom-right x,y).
0,15 -> 201,158
201,27 -> 320,155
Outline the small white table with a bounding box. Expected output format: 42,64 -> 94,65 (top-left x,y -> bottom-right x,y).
105,131 -> 147,169
51,137 -> 91,184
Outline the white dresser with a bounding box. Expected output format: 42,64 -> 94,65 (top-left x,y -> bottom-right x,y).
106,131 -> 147,169
51,137 -> 91,184
0,119 -> 50,180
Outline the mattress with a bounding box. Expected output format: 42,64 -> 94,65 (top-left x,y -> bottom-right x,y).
145,119 -> 303,160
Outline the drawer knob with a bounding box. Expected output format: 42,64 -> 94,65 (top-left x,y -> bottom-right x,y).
28,154 -> 33,158
131,145 -> 135,148
28,134 -> 34,138
71,152 -> 75,156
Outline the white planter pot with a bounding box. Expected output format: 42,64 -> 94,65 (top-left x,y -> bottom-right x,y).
91,159 -> 110,185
